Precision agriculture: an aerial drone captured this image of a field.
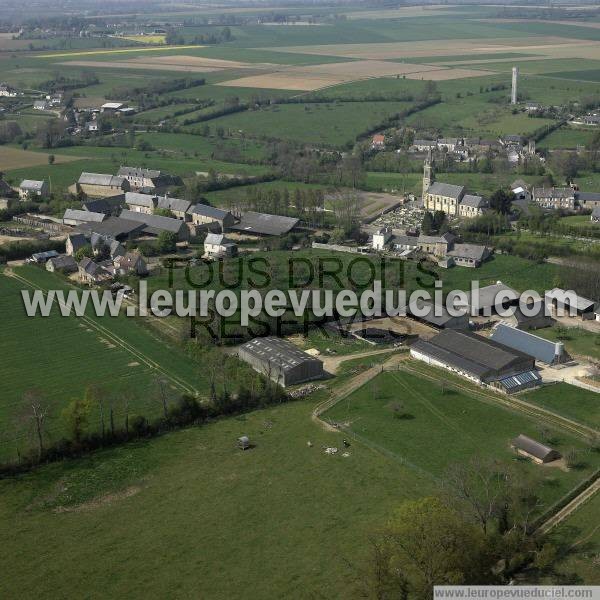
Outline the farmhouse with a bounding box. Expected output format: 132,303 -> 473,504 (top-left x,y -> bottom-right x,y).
19,179 -> 49,200
90,233 -> 125,259
157,196 -> 192,220
114,252 -> 147,276
511,434 -> 561,464
371,134 -> 385,149
372,227 -> 393,251
446,243 -> 490,268
490,323 -> 570,366
74,173 -> 130,198
417,232 -> 455,257
410,329 -> 541,393
204,233 -> 238,259
532,187 -> 576,210
78,257 -> 112,284
230,211 -> 299,237
119,209 -> 190,241
187,204 -> 235,231
46,254 -> 77,274
63,208 -> 107,227
118,166 -> 181,192
238,337 -> 324,387
412,139 -> 437,152
577,192 -> 600,209
545,288 -> 597,320
125,191 -> 157,214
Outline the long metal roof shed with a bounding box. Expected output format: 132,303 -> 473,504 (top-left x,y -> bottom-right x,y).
230,211 -> 299,236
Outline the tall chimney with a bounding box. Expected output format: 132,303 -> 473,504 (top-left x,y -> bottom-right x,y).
511,66 -> 519,105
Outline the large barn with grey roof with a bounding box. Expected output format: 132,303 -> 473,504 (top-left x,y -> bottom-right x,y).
238,337 -> 324,387
410,329 -> 541,393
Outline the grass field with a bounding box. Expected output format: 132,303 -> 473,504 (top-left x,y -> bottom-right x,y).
536,326 -> 600,363
0,146 -> 83,170
323,370 -> 599,503
524,383 -> 600,430
0,363 -> 432,598
186,100 -> 416,147
0,267 -> 233,460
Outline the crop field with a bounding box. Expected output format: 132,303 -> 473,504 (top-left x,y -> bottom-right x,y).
523,384 -> 600,430
0,267 -> 215,460
536,326 -> 600,363
323,370 -> 600,504
538,126 -> 598,150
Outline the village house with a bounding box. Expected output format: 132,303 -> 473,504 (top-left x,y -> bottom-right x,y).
125,191 -> 157,214
65,233 -> 88,256
90,233 -> 125,260
19,179 -> 49,200
532,187 -> 576,210
412,139 -> 437,152
458,195 -> 488,218
446,243 -> 490,268
418,232 -> 456,257
578,191 -> 600,210
72,173 -> 130,198
0,83 -> 18,97
371,134 -> 385,150
156,196 -> 192,220
203,233 -> 238,259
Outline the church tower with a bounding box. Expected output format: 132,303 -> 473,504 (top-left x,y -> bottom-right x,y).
422,148 -> 434,201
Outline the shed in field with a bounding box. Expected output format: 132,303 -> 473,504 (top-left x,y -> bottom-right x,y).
511,434 -> 561,464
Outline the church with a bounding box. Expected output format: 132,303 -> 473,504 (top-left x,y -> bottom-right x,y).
422,151 -> 487,218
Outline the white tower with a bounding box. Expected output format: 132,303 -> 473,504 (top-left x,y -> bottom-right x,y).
511,66 -> 519,105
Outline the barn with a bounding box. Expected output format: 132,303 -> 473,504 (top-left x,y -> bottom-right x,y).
238,337 -> 324,387
410,329 -> 541,393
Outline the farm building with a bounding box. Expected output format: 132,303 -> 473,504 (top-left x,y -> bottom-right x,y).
230,211 -> 299,237
204,233 -> 238,259
82,197 -> 123,215
577,192 -> 600,210
238,337 -> 324,387
545,288 -> 597,320
157,196 -> 192,220
114,252 -> 147,276
592,207 -> 600,223
46,254 -> 77,274
464,283 -> 518,316
402,299 -> 469,330
90,233 -> 125,259
511,434 -> 561,464
19,179 -> 49,200
73,173 -> 130,197
446,243 -> 490,268
410,329 -> 541,393
101,102 -> 125,113
511,179 -> 531,201
63,208 -> 107,227
30,250 -> 59,264
119,209 -> 190,241
490,324 -> 570,366
78,257 -> 112,284
125,192 -> 157,214
510,299 -> 554,331
65,233 -> 88,256
76,217 -> 146,242
187,204 -> 235,232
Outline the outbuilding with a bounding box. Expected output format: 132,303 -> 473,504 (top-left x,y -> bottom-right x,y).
238,337 -> 324,387
511,434 -> 561,464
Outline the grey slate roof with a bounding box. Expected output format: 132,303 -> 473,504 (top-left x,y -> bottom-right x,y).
67,233 -> 88,251
418,232 -> 456,245
187,203 -> 231,220
391,234 -> 419,247
157,196 -> 191,214
545,288 -> 596,312
490,323 -> 568,365
460,194 -> 486,209
534,187 -> 574,200
48,255 -> 77,270
239,337 -> 322,374
77,217 -> 146,239
577,192 -> 600,202
32,250 -> 59,262
426,182 -> 465,199
447,243 -> 488,262
118,166 -> 161,179
231,211 -> 299,236
82,198 -> 111,213
120,209 -> 186,234
411,329 -> 534,380
125,192 -> 156,208
79,173 -> 126,187
63,208 -> 107,223
511,434 -> 560,461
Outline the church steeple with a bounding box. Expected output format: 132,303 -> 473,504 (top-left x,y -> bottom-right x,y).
422,148 -> 434,200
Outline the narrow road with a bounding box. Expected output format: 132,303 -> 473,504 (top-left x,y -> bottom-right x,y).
538,477 -> 600,534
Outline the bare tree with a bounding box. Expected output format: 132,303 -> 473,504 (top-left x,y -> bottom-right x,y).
154,375 -> 171,420
19,389 -> 52,461
442,456 -> 509,535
